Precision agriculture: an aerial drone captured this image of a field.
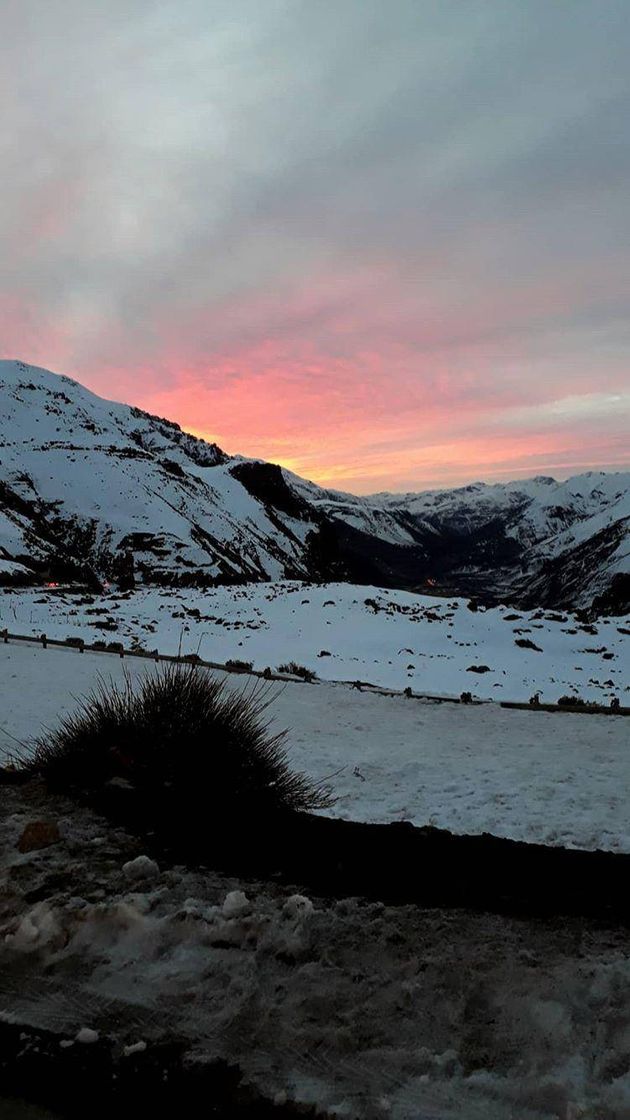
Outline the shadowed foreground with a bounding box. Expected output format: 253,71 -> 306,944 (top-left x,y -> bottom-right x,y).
4,779 -> 630,1119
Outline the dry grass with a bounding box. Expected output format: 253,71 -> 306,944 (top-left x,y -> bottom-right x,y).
24,663 -> 333,829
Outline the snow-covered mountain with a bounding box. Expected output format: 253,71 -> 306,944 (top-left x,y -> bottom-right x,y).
0,359 -> 628,612
0,359 -> 318,589
289,470 -> 630,612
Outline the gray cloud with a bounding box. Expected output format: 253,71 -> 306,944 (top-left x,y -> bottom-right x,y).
1,0 -> 629,485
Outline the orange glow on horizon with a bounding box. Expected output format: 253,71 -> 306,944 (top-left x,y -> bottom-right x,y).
2,278 -> 629,494
184,419 -> 630,493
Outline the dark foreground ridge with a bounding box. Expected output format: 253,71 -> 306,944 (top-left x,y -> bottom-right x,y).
4,765 -> 630,924
171,810 -> 630,926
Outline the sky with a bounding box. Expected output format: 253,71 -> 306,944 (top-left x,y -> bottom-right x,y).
1,0 -> 629,494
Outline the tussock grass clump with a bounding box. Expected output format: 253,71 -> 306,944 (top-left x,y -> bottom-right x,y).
25,664 -> 333,829
277,662 -> 317,682
557,694 -> 591,709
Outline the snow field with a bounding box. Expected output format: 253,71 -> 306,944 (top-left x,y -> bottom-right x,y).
1,581 -> 628,704
1,640 -> 629,853
1,582 -> 629,1120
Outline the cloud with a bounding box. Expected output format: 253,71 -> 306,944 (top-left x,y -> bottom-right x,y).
1,0 -> 629,490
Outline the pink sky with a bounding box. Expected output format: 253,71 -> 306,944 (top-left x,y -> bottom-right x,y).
4,307 -> 628,493
2,1 -> 629,493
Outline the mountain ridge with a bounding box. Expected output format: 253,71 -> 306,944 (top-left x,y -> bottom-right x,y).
0,359 -> 628,612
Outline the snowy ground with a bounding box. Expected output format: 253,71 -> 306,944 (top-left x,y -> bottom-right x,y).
1,582 -> 628,704
4,779 -> 630,1120
2,593 -> 630,1120
1,641 -> 629,853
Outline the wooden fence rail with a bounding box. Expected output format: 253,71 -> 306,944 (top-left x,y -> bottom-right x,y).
1,629 -> 627,714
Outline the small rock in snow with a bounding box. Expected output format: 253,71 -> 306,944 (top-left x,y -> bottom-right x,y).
283,895 -> 314,921
12,903 -> 61,950
105,776 -> 133,791
59,1040 -> 74,1049
76,1027 -> 99,1045
17,820 -> 61,853
123,1040 -> 147,1056
122,855 -> 160,881
222,890 -> 251,919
